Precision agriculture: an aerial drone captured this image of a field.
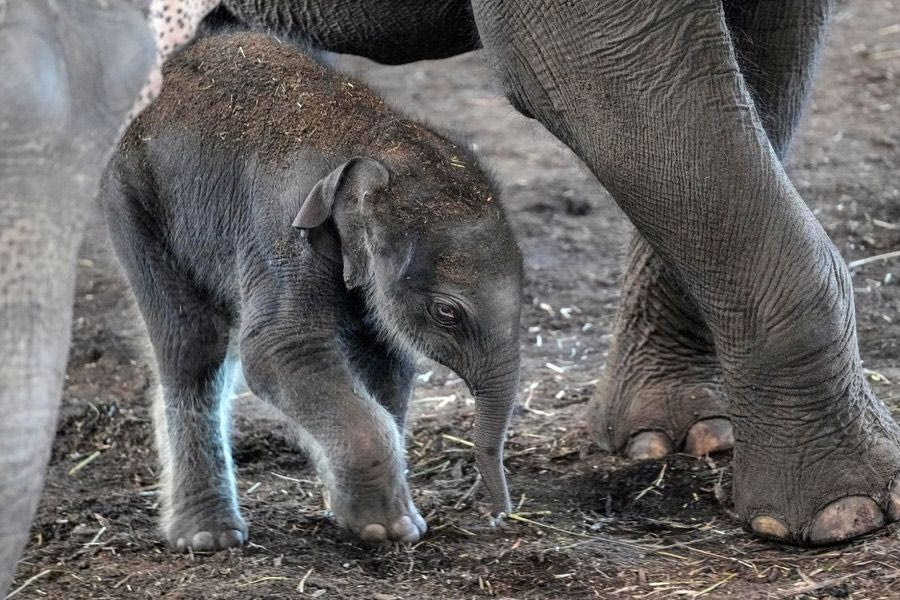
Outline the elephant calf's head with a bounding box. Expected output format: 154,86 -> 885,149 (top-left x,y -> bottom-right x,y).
294,142 -> 523,517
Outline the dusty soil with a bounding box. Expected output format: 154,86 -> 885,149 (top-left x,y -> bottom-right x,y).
11,1 -> 900,598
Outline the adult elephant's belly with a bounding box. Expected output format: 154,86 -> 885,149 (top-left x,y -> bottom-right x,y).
219,0 -> 479,64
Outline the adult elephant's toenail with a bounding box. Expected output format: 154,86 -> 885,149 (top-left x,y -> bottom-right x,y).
808,496 -> 884,545
684,418 -> 734,456
626,431 -> 673,459
359,523 -> 388,542
750,515 -> 790,540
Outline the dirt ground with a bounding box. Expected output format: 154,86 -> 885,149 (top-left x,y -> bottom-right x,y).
10,2 -> 900,598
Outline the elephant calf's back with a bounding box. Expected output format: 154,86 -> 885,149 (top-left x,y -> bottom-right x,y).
122,32 -> 396,163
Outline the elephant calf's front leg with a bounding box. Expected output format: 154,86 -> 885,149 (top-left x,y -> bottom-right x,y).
339,297 -> 416,430
241,325 -> 425,543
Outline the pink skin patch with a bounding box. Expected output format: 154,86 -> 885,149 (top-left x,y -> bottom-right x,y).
126,0 -> 221,122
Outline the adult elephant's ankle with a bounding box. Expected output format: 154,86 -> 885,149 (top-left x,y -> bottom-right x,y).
719,237 -> 861,426
721,238 -> 900,543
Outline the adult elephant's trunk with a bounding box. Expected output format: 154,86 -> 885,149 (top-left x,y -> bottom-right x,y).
1,0 -> 162,593
471,352 -> 521,518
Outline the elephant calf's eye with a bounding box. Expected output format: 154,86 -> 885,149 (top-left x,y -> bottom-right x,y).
430,300 -> 461,327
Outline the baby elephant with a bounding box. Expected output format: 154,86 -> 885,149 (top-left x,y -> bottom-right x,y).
100,32 -> 523,550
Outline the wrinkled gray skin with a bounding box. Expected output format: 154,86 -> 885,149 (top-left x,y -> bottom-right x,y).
4,0 -> 900,594
216,0 -> 479,64
99,32 -> 522,550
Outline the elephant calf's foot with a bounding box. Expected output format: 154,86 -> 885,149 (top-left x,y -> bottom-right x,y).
331,478 -> 427,544
590,372 -> 733,459
736,388 -> 900,545
164,497 -> 248,552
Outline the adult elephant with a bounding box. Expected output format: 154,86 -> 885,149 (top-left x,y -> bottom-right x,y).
0,0 -> 217,594
217,0 -> 900,544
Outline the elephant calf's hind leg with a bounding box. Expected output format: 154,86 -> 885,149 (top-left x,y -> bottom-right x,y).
102,195 -> 247,552
151,361 -> 248,552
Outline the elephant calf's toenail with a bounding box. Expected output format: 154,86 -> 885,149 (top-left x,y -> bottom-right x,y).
390,516 -> 420,543
191,531 -> 216,551
684,418 -> 734,457
218,529 -> 245,548
750,516 -> 790,540
359,524 -> 389,542
626,431 -> 673,460
887,479 -> 900,521
808,496 -> 884,544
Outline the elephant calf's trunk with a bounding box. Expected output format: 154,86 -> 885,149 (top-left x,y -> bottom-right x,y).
473,373 -> 519,518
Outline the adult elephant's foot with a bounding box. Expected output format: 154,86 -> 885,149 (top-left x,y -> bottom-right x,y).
589,236 -> 733,459
735,383 -> 900,545
592,380 -> 733,460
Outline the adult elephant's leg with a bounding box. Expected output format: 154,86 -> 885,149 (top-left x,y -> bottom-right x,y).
472,0 -> 900,544
591,0 -> 832,459
722,0 -> 826,162
0,1 -> 157,593
0,199 -> 83,596
591,236 -> 728,459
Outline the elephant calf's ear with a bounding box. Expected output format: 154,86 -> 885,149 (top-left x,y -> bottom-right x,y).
292,157 -> 389,234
